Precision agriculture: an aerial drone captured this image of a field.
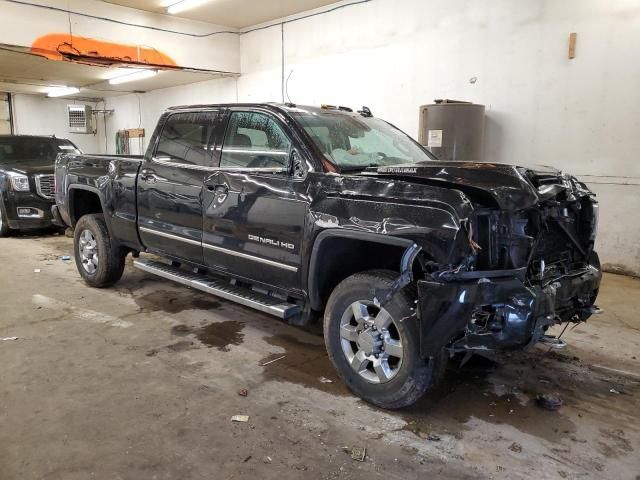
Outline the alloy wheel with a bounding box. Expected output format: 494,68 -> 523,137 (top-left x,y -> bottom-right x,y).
78,229 -> 99,274
339,300 -> 404,384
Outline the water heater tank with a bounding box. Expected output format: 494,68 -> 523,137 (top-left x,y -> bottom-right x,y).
418,100 -> 485,161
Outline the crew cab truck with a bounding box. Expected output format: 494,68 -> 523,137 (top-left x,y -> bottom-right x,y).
53,103 -> 602,409
0,135 -> 80,235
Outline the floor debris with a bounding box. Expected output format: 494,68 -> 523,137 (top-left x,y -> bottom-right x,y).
509,442 -> 523,453
350,447 -> 366,462
259,355 -> 286,366
427,434 -> 441,442
1,337 -> 19,341
319,377 -> 334,383
536,394 -> 563,411
238,388 -> 249,397
263,456 -> 272,464
231,415 -> 249,423
61,255 -> 71,261
33,269 -> 41,273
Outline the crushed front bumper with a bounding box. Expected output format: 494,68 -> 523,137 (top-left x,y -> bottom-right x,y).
416,253 -> 602,357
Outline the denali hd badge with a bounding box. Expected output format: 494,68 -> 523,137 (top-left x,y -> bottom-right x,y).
248,234 -> 295,250
378,167 -> 417,174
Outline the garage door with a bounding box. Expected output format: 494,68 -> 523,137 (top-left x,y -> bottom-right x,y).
0,93 -> 11,135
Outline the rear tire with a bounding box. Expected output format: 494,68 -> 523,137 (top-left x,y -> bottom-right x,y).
74,214 -> 125,288
324,270 -> 446,409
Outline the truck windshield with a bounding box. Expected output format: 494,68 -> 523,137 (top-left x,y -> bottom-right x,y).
0,137 -> 80,163
292,111 -> 435,170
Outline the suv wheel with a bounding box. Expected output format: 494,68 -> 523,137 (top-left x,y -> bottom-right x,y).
74,214 -> 126,288
324,270 -> 445,409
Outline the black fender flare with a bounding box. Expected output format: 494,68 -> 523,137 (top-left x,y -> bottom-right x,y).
307,229 -> 413,311
67,184 -> 117,241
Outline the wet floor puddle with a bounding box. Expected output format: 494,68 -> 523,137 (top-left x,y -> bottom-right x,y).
399,351 -> 640,445
400,358 -> 577,444
171,321 -> 245,352
134,289 -> 222,314
259,333 -> 350,396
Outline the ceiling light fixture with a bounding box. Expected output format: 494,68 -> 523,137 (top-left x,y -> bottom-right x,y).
108,69 -> 158,85
166,0 -> 212,15
46,86 -> 80,98
102,68 -> 146,80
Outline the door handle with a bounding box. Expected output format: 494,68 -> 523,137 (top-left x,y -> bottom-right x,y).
140,169 -> 157,183
207,183 -> 229,194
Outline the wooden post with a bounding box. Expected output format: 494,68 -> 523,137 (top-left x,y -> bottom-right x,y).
568,33 -> 577,59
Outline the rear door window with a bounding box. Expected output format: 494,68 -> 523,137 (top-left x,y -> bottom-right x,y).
155,112 -> 218,167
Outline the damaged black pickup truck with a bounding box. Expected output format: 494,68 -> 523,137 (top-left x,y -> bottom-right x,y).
53,103 -> 601,408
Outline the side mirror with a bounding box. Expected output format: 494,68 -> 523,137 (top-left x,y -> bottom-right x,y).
289,149 -> 305,178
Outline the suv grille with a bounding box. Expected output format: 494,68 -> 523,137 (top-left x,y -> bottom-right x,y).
35,174 -> 55,199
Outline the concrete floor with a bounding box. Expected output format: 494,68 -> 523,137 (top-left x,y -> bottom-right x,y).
1,231 -> 639,480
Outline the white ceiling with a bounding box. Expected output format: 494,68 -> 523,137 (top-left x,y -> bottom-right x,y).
102,0 -> 340,28
0,48 -> 229,99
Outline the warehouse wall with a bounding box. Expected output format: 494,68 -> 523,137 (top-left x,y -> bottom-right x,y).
11,95 -> 102,153
234,0 -> 640,275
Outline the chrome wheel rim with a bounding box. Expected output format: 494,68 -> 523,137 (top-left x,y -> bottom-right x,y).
78,229 -> 99,274
339,301 -> 404,384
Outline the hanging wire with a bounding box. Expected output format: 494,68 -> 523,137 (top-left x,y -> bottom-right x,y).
3,0 -> 372,38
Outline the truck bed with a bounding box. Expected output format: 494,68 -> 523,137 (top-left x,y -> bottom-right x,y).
55,153 -> 143,250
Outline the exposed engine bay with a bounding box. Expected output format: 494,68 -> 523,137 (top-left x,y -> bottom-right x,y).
414,169 -> 601,357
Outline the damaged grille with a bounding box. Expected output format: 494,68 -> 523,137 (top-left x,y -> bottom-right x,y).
473,173 -> 597,282
35,174 -> 55,200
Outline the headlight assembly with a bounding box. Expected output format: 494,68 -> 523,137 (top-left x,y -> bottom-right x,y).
9,173 -> 30,192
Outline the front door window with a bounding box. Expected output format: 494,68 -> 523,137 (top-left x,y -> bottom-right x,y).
220,112 -> 291,169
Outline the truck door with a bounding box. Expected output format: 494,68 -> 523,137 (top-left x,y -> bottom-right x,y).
137,110 -> 221,265
202,109 -> 308,291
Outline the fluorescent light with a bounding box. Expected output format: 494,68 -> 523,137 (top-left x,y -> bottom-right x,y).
102,68 -> 145,80
108,69 -> 157,85
46,86 -> 80,97
167,0 -> 211,14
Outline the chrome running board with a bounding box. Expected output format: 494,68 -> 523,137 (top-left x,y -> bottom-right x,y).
133,258 -> 301,319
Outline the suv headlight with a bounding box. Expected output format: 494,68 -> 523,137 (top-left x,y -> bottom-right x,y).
9,173 -> 30,192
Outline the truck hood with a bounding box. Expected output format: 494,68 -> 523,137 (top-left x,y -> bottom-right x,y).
363,161 -> 563,210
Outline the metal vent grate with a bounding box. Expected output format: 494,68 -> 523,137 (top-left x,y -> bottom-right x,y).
67,105 -> 93,134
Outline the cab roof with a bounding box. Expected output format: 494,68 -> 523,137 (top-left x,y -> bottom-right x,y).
166,102 -> 372,117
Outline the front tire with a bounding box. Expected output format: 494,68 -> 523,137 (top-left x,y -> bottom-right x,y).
74,214 -> 125,288
324,270 -> 445,409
